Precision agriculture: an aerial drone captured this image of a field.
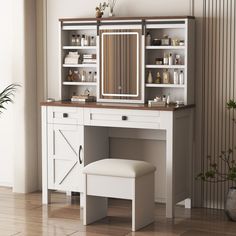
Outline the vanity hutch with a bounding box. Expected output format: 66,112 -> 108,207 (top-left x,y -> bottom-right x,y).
41,16 -> 195,218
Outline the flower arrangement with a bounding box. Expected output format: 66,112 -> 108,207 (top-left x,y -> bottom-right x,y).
95,2 -> 109,18
108,0 -> 118,16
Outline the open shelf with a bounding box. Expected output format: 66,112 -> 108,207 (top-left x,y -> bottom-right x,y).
63,64 -> 97,68
62,46 -> 97,50
145,65 -> 185,69
145,83 -> 185,88
63,82 -> 97,86
145,46 -> 185,50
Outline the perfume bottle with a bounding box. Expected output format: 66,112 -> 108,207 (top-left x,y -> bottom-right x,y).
146,32 -> 151,46
81,70 -> 86,82
179,70 -> 184,84
155,72 -> 161,84
93,71 -> 97,82
173,69 -> 179,84
147,71 -> 153,83
76,35 -> 81,46
71,34 -> 76,46
163,69 -> 170,84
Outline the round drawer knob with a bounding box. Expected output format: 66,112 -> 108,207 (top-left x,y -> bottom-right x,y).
122,116 -> 128,121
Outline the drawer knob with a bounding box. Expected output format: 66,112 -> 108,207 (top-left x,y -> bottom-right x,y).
63,113 -> 68,118
122,115 -> 128,121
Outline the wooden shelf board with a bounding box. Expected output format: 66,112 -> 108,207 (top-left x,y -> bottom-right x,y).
145,84 -> 185,88
63,82 -> 97,86
145,65 -> 185,69
62,46 -> 97,50
145,46 -> 185,50
63,64 -> 97,68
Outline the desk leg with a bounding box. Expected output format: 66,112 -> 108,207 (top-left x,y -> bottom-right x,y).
166,115 -> 174,218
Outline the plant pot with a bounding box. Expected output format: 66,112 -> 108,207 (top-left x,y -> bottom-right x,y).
225,187 -> 236,221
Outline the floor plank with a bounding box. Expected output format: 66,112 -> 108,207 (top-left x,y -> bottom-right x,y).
0,187 -> 236,236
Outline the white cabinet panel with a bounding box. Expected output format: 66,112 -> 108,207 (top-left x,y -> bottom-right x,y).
48,124 -> 84,192
84,108 -> 160,129
48,106 -> 83,125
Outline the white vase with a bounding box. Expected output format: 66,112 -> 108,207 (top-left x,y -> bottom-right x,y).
109,7 -> 114,17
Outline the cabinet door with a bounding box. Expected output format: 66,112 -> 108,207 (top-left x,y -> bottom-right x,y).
48,124 -> 84,192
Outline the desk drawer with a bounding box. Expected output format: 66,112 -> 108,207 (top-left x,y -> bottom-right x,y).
48,107 -> 83,125
84,108 -> 160,129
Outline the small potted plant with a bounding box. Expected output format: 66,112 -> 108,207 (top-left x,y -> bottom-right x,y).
196,99 -> 236,221
95,2 -> 109,18
0,84 -> 19,114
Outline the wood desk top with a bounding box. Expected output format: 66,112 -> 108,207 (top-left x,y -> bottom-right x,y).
40,101 -> 195,111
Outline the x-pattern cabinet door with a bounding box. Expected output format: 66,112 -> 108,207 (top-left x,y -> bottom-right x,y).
48,124 -> 84,192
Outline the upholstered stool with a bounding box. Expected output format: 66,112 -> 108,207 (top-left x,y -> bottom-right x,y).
83,158 -> 156,231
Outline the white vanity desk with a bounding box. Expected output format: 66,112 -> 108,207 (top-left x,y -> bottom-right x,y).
41,101 -> 194,218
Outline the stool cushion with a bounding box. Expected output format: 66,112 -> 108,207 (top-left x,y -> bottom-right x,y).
83,159 -> 156,178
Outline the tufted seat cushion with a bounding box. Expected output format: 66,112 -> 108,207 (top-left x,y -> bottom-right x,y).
83,158 -> 156,178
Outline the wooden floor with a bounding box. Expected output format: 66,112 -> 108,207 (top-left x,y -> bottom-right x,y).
0,187 -> 236,236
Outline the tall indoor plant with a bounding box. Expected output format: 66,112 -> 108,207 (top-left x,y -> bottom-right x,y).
0,84 -> 19,114
196,99 -> 236,221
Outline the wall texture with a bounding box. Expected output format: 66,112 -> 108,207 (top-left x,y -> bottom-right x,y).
201,0 -> 236,209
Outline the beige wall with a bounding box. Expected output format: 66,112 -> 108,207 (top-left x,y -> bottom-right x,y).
0,0 -> 14,187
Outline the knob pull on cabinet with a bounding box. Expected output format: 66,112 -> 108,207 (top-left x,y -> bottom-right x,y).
122,116 -> 128,121
63,113 -> 68,118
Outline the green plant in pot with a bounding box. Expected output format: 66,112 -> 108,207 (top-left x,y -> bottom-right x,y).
196,99 -> 236,221
0,84 -> 19,114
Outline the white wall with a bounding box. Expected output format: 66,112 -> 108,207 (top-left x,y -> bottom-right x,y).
0,0 -> 38,192
0,0 -> 14,186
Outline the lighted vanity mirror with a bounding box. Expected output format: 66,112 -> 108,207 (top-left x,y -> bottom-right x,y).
99,26 -> 144,103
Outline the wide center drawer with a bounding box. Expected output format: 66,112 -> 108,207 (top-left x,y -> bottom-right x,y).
47,107 -> 83,125
84,108 -> 160,129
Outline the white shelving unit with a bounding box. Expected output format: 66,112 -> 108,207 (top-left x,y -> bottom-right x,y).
60,20 -> 98,100
59,17 -> 195,105
145,18 -> 195,105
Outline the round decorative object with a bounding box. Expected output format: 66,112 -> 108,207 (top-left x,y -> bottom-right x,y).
225,187 -> 236,221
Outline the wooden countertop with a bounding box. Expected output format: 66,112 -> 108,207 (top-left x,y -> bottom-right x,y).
59,16 -> 194,22
40,101 -> 195,111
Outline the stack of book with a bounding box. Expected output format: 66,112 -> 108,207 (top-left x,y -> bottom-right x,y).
71,95 -> 96,102
64,52 -> 80,64
83,54 -> 97,64
148,100 -> 166,107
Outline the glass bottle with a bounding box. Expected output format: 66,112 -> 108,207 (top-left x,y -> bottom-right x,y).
76,35 -> 81,46
88,71 -> 92,82
147,71 -> 153,83
81,70 -> 86,82
175,54 -> 181,65
72,70 -> 79,81
90,36 -> 96,46
179,70 -> 184,84
84,36 -> 89,46
93,71 -> 97,82
163,53 -> 169,65
168,53 -> 173,65
71,34 -> 76,46
146,32 -> 151,46
163,69 -> 170,84
155,72 -> 161,84
67,69 -> 73,81
81,35 -> 85,47
173,69 -> 179,84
